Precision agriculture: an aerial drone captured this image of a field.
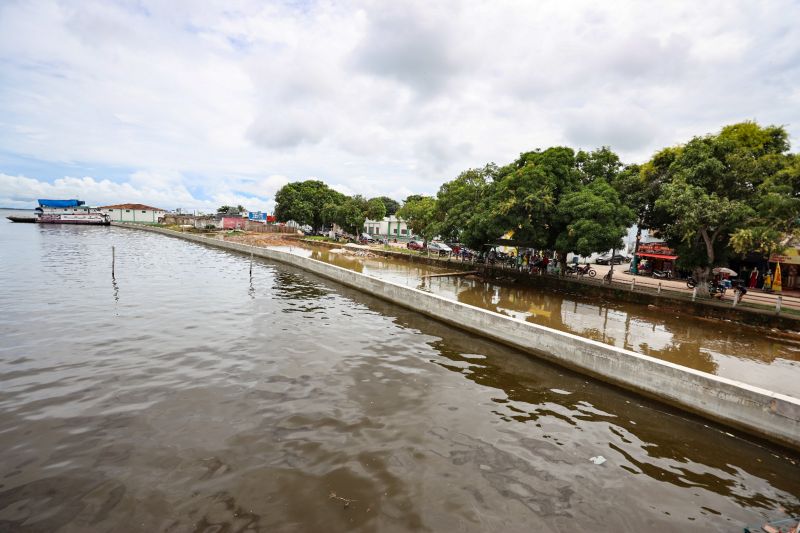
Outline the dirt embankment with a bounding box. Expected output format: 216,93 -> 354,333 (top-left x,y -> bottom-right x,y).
222,232 -> 301,248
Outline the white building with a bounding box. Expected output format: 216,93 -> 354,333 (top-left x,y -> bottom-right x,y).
363,215 -> 411,239
100,203 -> 166,223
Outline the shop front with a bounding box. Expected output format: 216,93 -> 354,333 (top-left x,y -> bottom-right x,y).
769,246 -> 800,291
631,242 -> 678,275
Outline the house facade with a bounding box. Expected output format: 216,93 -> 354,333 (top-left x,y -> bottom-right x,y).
100,204 -> 166,223
363,215 -> 411,239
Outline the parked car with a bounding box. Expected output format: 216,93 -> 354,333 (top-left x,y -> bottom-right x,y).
427,241 -> 453,255
407,240 -> 425,250
359,233 -> 376,244
595,253 -> 631,265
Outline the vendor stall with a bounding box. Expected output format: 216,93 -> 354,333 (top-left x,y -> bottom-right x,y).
632,242 -> 678,275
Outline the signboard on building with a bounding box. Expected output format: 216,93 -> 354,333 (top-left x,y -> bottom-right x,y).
248,211 -> 268,223
769,246 -> 800,265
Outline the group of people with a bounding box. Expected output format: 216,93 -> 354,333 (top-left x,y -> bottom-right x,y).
712,275 -> 748,301
482,248 -> 557,273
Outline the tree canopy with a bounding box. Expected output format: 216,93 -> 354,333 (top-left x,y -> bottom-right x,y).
441,147 -> 634,258
274,180 -> 344,230
641,122 -> 796,278
217,204 -> 246,214
397,195 -> 438,243
375,196 -> 400,216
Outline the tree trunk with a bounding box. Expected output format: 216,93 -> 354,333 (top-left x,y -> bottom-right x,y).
696,228 -> 717,297
604,247 -> 617,283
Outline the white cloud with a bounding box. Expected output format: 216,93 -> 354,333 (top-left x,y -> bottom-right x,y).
0,0 -> 798,206
0,172 -> 274,213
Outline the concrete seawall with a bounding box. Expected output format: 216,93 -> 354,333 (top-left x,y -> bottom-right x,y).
115,224 -> 800,451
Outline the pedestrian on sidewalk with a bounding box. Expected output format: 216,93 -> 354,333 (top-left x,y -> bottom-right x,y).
748,266 -> 759,288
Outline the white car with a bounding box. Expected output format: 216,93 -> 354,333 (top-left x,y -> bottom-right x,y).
427,241 -> 452,255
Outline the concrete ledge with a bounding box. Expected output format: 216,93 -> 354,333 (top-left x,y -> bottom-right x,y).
114,223 -> 800,451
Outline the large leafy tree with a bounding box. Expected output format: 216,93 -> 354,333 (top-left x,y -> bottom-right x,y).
555,179 -> 635,257
729,153 -> 800,257
274,180 -> 344,230
319,195 -> 388,235
433,146 -> 631,256
645,122 -> 793,287
366,197 -> 387,221
397,195 -> 439,243
483,147 -> 581,251
333,196 -> 367,235
375,196 -> 400,216
217,204 -> 246,214
435,164 -> 496,242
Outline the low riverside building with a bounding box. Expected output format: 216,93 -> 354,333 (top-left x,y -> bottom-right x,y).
364,215 -> 411,239
161,213 -> 220,229
101,203 -> 166,224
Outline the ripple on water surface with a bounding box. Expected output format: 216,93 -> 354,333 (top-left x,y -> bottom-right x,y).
0,220 -> 797,532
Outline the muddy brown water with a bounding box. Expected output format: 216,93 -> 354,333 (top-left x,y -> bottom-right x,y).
281,246 -> 800,398
0,219 -> 798,532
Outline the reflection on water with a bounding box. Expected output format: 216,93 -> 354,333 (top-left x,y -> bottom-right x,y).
289,245 -> 800,396
0,219 -> 798,532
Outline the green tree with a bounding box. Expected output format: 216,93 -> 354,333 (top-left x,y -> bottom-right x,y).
484,147 -> 581,252
397,195 -> 438,243
217,205 -> 247,215
645,122 -> 792,290
333,197 -> 367,235
555,179 -> 635,258
274,180 -> 345,231
435,164 -> 496,242
729,153 -> 800,257
375,196 -> 400,216
366,197 -> 387,221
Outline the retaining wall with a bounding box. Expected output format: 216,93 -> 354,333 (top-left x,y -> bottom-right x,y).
115,223 -> 800,451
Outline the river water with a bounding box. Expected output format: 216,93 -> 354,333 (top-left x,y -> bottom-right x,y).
281,246 -> 800,397
1,217 -> 798,532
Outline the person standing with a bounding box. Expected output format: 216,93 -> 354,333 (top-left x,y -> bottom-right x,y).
748,266 -> 759,288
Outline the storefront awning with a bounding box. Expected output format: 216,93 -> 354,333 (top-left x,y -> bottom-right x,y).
637,253 -> 678,260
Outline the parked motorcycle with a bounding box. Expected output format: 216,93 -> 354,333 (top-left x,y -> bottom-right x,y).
686,276 -> 727,295
652,269 -> 672,279
566,264 -> 597,277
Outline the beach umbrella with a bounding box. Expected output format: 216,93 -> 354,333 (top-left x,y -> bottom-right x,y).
773,262 -> 782,292
712,267 -> 738,276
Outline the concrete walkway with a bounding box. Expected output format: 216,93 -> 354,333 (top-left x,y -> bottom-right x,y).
590,263 -> 800,312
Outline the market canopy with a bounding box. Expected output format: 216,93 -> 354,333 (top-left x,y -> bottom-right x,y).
637,252 -> 678,260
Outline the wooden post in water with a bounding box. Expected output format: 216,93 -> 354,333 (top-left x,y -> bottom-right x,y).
250,251 -> 253,277
112,246 -> 115,277
692,286 -> 697,301
732,290 -> 739,307
630,277 -> 635,291
776,295 -> 782,314
658,282 -> 662,294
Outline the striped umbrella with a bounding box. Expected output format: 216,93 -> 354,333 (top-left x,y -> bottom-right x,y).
773,262 -> 782,292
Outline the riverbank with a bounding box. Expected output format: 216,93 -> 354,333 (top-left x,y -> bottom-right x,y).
299,238 -> 800,332
113,223 -> 800,452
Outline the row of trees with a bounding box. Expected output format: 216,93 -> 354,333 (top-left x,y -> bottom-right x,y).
273,180 -> 399,235
275,122 -> 799,286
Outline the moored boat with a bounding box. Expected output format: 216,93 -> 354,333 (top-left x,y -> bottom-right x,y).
35,199 -> 110,225
6,215 -> 37,223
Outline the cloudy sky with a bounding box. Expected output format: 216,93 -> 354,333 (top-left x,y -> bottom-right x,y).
1,0 -> 798,211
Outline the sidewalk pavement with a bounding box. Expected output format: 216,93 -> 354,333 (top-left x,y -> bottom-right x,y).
590,263 -> 800,312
